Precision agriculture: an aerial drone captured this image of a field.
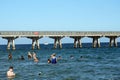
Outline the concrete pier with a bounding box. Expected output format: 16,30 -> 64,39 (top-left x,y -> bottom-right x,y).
0,31 -> 120,49
109,37 -> 117,47
92,37 -> 100,48
2,37 -> 17,50
71,37 -> 82,48
50,37 -> 63,49
27,37 -> 42,50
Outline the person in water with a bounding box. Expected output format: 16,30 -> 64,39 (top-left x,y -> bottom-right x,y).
57,56 -> 62,61
51,53 -> 57,64
7,66 -> 15,78
47,59 -> 51,63
34,57 -> 39,62
33,52 -> 39,62
33,52 -> 37,59
28,52 -> 32,59
8,53 -> 12,60
70,55 -> 74,59
21,55 -> 25,60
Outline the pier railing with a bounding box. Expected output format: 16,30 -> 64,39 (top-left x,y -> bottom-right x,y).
0,31 -> 120,37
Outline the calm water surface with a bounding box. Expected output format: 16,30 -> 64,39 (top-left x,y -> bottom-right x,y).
0,43 -> 120,80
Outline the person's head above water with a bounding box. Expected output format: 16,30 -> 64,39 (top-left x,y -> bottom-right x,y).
7,66 -> 15,78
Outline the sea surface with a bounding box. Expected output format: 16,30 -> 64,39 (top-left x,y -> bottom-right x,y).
0,43 -> 120,80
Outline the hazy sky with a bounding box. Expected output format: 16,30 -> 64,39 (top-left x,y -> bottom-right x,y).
0,0 -> 120,44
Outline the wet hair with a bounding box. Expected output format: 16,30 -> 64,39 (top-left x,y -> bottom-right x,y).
9,66 -> 13,69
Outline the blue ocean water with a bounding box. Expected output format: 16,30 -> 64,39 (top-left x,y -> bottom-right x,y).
0,43 -> 120,80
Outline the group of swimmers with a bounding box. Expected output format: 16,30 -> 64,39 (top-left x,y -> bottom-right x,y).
28,51 -> 39,62
8,52 -> 39,62
28,52 -> 59,63
7,52 -> 59,78
7,52 -> 84,78
8,51 -> 61,64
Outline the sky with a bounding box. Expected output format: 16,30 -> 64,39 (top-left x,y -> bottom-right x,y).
0,0 -> 120,44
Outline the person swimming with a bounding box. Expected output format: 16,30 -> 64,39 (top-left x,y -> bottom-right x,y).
34,57 -> 39,62
32,52 -> 39,62
28,52 -> 32,59
8,53 -> 12,60
57,56 -> 62,61
51,53 -> 57,64
47,59 -> 51,63
70,55 -> 74,59
7,66 -> 15,78
33,52 -> 37,59
21,55 -> 25,60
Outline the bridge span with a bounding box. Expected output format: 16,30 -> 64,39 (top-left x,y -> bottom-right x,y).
0,31 -> 120,50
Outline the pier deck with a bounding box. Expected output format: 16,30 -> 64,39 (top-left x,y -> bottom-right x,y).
0,31 -> 120,50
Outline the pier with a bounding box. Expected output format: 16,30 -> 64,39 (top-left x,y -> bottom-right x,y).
0,31 -> 120,50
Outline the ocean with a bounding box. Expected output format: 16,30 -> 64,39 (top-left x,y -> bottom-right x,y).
0,43 -> 120,80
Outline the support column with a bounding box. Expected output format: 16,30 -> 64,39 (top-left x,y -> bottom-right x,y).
7,39 -> 11,50
3,37 -> 17,50
54,38 -> 58,49
36,39 -> 40,49
31,38 -> 40,50
109,37 -> 117,47
92,37 -> 100,48
58,38 -> 62,48
7,38 -> 16,50
114,38 -> 117,47
74,38 -> 78,48
97,38 -> 100,47
12,39 -> 15,50
78,38 -> 82,48
50,37 -> 63,49
109,37 -> 114,47
32,39 -> 36,50
71,37 -> 82,48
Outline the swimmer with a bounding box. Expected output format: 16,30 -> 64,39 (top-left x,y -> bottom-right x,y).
34,57 -> 39,62
38,72 -> 42,75
8,53 -> 12,60
47,59 -> 51,63
33,52 -> 37,59
80,56 -> 83,59
80,56 -> 85,60
51,53 -> 57,64
70,55 -> 74,59
28,52 -> 32,59
57,56 -> 62,61
7,66 -> 15,78
32,52 -> 39,62
21,55 -> 25,60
